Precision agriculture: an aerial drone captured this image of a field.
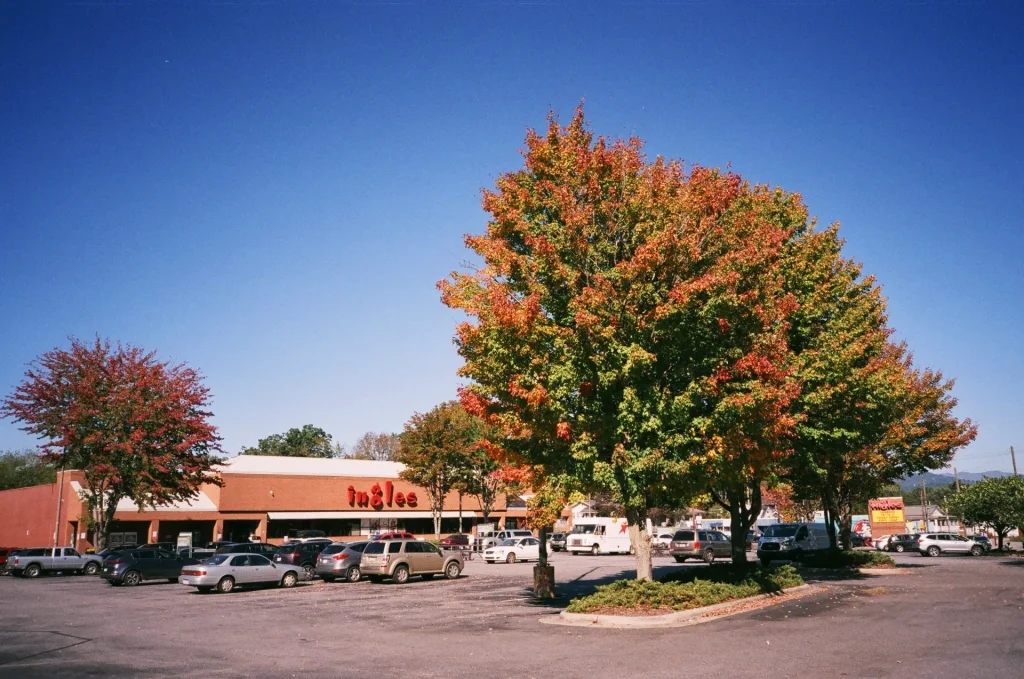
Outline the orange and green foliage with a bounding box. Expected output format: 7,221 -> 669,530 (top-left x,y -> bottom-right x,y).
440,108 -> 806,580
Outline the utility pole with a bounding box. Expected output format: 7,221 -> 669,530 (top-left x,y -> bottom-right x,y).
1012,446 -> 1018,477
953,467 -> 961,492
920,480 -> 929,532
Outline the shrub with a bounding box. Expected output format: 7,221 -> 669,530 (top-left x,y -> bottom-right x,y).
799,549 -> 896,569
566,565 -> 804,614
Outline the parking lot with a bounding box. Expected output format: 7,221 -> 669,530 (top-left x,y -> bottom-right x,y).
2,550 -> 1022,678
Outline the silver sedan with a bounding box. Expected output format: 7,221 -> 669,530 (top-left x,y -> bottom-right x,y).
179,553 -> 303,593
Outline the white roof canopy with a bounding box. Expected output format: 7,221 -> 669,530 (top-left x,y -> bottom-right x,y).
267,511 -> 482,520
217,455 -> 405,478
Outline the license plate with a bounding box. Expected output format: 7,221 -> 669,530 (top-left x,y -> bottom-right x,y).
180,578 -> 191,584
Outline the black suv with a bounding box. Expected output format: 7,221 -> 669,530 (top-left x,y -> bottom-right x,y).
215,542 -> 279,558
273,542 -> 329,578
885,534 -> 920,553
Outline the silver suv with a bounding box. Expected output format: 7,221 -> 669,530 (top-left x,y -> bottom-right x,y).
918,533 -> 984,557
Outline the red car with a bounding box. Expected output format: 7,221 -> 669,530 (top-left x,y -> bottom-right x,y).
440,534 -> 470,547
0,547 -> 23,573
373,532 -> 415,540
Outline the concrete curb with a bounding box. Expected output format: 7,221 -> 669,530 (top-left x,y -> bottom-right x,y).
797,566 -> 908,575
857,567 -> 909,575
543,584 -> 817,629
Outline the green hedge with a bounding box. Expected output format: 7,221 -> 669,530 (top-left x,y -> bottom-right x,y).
798,549 -> 896,569
566,565 -> 803,614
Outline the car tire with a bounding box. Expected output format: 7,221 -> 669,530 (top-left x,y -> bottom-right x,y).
392,565 -> 409,584
196,586 -> 213,594
83,562 -> 99,576
506,553 -> 517,564
927,546 -> 940,557
703,549 -> 715,564
217,576 -> 235,593
122,570 -> 142,587
302,563 -> 315,579
281,571 -> 298,588
24,564 -> 41,578
445,561 -> 461,579
970,546 -> 983,556
673,556 -> 685,563
591,545 -> 600,556
895,545 -> 905,553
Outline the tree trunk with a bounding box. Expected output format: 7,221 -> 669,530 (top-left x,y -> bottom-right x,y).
724,482 -> 761,564
533,525 -> 555,598
626,507 -> 653,581
538,526 -> 548,568
838,501 -> 853,551
822,502 -> 838,550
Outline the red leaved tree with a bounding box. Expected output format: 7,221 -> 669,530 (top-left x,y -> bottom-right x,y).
1,337 -> 223,548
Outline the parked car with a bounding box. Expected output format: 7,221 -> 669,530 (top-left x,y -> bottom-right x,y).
140,542 -> 176,552
439,534 -> 470,548
360,539 -> 463,584
757,523 -> 831,565
374,532 -> 415,541
548,533 -> 567,552
970,535 -> 992,552
100,549 -> 198,586
7,547 -> 102,577
98,545 -> 139,560
285,529 -> 327,543
179,553 -> 302,593
483,537 -> 542,563
851,534 -> 871,548
918,533 -> 984,557
651,532 -> 675,549
273,541 -> 330,578
315,541 -> 369,582
873,535 -> 893,551
204,540 -> 237,551
885,534 -> 920,553
670,530 -> 731,563
214,542 -> 279,558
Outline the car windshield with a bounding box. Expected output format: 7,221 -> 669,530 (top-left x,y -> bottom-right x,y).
205,555 -> 230,565
363,542 -> 385,554
320,545 -> 345,555
762,525 -> 799,538
499,539 -> 517,546
571,525 -> 597,534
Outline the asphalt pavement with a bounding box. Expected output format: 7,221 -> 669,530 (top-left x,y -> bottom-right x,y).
0,550 -> 1021,678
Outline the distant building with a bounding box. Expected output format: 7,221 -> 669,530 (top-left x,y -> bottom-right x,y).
903,504 -> 961,534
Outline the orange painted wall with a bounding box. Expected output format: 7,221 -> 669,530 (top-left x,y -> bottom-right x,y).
0,472 -> 84,547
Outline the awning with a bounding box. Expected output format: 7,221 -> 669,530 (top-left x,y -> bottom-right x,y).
267,511 -> 483,520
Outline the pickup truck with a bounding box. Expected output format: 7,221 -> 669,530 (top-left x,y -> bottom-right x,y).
8,547 -> 103,577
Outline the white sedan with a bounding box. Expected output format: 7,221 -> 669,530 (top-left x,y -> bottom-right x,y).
483,537 -> 541,564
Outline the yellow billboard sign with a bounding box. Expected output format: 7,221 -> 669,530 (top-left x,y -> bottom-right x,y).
870,509 -> 905,524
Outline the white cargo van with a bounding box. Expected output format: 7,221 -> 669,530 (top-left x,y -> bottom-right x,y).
757,522 -> 830,565
566,517 -> 636,555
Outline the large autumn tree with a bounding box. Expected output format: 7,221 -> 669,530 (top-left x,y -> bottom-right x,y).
1,337 -> 223,548
396,401 -> 482,539
441,109 -> 803,580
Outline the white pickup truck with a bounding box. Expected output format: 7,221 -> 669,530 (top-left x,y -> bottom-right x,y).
7,547 -> 103,577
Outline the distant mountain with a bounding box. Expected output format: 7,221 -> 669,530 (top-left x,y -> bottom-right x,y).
898,470 -> 1013,491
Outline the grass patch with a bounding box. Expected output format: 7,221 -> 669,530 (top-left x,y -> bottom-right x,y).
799,549 -> 896,569
565,564 -> 803,615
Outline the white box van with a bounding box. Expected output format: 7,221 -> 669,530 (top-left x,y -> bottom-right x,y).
757,522 -> 830,564
566,517 -> 636,555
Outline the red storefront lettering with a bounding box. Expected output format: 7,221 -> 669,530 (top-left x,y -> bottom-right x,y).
346,484 -> 417,509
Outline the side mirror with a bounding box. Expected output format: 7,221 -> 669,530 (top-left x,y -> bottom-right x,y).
271,563 -> 277,568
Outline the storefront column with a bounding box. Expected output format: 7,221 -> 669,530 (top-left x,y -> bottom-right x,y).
213,519 -> 224,541
256,516 -> 267,542
148,519 -> 160,544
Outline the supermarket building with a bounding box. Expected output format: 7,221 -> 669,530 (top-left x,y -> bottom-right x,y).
0,456 -> 527,550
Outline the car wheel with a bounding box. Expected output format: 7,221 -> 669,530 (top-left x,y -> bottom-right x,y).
445,561 -> 461,579
281,571 -> 298,588
196,586 -> 213,594
122,570 -> 142,587
673,556 -> 685,563
83,562 -> 99,576
506,553 -> 517,564
970,545 -> 983,556
302,563 -> 315,579
927,546 -> 940,557
703,549 -> 715,564
392,565 -> 409,584
217,576 -> 235,593
345,566 -> 361,583
760,557 -> 772,566
895,544 -> 905,553
591,545 -> 600,556
24,564 -> 41,578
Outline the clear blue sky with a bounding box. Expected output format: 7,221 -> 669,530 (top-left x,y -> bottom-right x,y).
1,1 -> 1021,473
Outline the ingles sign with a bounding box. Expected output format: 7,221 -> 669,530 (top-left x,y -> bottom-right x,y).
347,482 -> 417,510
868,497 -> 905,524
